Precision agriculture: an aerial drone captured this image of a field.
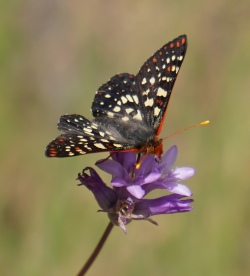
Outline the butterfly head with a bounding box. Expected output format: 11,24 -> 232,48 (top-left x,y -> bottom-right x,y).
135,137 -> 163,169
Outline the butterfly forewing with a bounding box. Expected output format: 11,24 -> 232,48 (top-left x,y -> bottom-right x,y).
136,35 -> 187,133
92,73 -> 147,124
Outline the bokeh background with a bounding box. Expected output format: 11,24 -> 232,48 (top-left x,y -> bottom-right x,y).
1,1 -> 250,275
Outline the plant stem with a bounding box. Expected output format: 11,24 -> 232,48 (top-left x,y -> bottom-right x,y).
77,222 -> 114,276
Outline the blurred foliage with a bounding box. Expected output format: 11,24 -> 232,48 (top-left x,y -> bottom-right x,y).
1,0 -> 250,275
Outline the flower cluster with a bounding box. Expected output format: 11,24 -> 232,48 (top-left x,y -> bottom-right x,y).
77,146 -> 195,234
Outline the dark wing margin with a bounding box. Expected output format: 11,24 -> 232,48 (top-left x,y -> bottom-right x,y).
135,35 -> 188,134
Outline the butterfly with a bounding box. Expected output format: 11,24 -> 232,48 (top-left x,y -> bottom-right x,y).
45,35 -> 187,162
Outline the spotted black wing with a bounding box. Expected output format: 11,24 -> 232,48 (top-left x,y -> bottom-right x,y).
45,114 -> 137,157
136,35 -> 188,134
92,73 -> 147,124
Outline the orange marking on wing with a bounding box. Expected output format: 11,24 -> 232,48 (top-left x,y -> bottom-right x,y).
170,43 -> 174,48
49,153 -> 57,157
105,143 -> 113,148
153,57 -> 157,62
159,51 -> 162,55
146,63 -> 148,66
118,74 -> 122,77
58,139 -> 64,142
164,46 -> 167,50
156,99 -> 163,106
176,41 -> 180,47
120,148 -> 140,152
129,75 -> 133,78
167,66 -> 171,72
182,37 -> 185,45
75,147 -> 80,150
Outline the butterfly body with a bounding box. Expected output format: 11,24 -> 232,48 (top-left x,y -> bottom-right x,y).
46,35 -> 188,160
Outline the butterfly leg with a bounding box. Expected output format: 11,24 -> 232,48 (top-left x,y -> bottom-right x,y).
95,152 -> 115,165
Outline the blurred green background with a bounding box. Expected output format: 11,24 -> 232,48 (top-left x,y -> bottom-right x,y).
1,1 -> 250,275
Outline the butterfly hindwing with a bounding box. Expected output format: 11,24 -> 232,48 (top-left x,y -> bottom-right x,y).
45,114 -> 137,157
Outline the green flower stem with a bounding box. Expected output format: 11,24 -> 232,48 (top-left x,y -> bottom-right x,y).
77,222 -> 114,276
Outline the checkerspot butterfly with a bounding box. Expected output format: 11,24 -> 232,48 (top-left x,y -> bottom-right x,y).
46,35 -> 188,161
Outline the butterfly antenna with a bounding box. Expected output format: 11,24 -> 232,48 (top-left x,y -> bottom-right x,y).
162,120 -> 210,141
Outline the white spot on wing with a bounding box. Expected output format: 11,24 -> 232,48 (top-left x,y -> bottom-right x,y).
83,128 -> 92,133
113,144 -> 123,148
133,110 -> 142,121
94,143 -> 106,149
126,94 -> 133,102
107,112 -> 114,118
157,87 -> 168,97
172,55 -> 176,61
145,98 -> 154,107
177,56 -> 183,61
100,139 -> 109,143
74,119 -> 79,122
171,65 -> 176,71
132,95 -> 139,104
121,96 -> 127,104
113,106 -> 121,112
150,77 -> 155,85
142,77 -> 147,85
122,116 -> 129,121
105,94 -> 111,98
99,132 -> 105,137
125,107 -> 134,114
167,58 -> 170,64
154,106 -> 161,116
142,88 -> 150,96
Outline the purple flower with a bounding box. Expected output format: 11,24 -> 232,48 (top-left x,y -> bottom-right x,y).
77,146 -> 194,234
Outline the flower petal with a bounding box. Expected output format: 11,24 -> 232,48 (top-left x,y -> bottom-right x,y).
77,167 -> 117,209
133,194 -> 194,217
127,185 -> 145,199
136,154 -> 155,176
163,182 -> 192,196
112,152 -> 136,172
157,145 -> 178,174
132,171 -> 162,186
96,159 -> 125,178
169,167 -> 196,180
111,177 -> 128,187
